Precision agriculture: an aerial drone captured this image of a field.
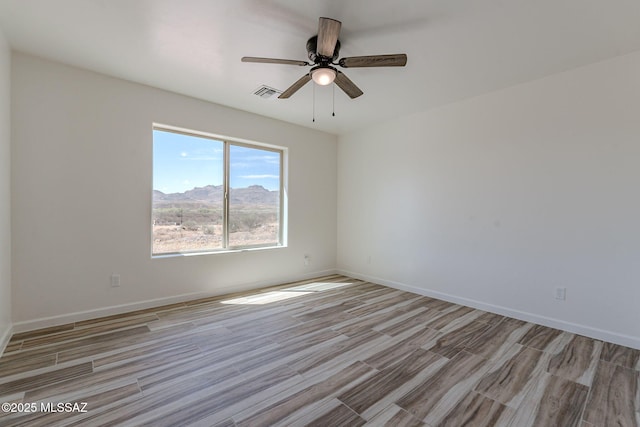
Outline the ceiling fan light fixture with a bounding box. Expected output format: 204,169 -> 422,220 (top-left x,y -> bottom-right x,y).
311,67 -> 336,86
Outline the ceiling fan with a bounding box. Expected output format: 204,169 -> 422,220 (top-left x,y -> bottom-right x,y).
242,17 -> 407,99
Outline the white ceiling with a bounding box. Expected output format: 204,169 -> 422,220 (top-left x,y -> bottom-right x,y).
2,0 -> 640,135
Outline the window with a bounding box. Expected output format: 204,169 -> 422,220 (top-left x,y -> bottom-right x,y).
152,126 -> 284,255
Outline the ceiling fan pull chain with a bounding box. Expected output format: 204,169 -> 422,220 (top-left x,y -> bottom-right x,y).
312,82 -> 316,122
332,83 -> 336,117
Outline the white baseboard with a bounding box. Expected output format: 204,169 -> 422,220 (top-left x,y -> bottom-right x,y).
0,322 -> 12,354
338,269 -> 640,351
12,269 -> 338,334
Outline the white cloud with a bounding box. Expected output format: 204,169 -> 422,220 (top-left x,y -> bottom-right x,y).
240,174 -> 279,179
182,156 -> 221,161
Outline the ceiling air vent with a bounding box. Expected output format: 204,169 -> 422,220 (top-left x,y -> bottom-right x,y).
253,85 -> 282,99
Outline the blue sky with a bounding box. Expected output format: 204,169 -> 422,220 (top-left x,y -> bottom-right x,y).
153,130 -> 281,193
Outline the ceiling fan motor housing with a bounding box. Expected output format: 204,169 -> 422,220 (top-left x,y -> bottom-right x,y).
306,36 -> 341,63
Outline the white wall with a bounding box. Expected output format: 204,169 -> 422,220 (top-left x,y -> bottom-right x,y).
0,28 -> 11,350
11,53 -> 337,329
338,51 -> 640,349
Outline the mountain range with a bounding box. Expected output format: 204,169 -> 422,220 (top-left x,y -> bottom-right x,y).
153,184 -> 279,207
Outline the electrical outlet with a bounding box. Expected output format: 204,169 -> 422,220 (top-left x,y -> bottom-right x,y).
111,274 -> 121,287
304,255 -> 310,266
554,287 -> 566,301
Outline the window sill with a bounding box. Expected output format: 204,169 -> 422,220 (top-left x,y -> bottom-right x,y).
151,244 -> 287,259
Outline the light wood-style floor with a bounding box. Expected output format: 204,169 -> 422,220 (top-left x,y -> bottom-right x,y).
1,275 -> 638,427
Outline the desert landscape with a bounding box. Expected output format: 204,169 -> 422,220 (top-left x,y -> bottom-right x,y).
152,184 -> 280,254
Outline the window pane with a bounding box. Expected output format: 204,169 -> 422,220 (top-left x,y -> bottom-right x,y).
152,130 -> 224,254
228,144 -> 281,248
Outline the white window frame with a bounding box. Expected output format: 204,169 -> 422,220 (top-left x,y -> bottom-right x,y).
152,124 -> 287,257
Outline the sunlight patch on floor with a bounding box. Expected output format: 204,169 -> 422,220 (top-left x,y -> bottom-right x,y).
220,282 -> 353,305
283,282 -> 353,292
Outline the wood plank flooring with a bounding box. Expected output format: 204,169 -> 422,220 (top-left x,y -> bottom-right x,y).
1,275 -> 638,426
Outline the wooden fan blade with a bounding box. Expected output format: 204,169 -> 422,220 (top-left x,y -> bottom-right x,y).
339,54 -> 407,68
241,56 -> 311,66
278,73 -> 312,99
242,57 -> 309,66
317,17 -> 341,57
334,71 -> 363,99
